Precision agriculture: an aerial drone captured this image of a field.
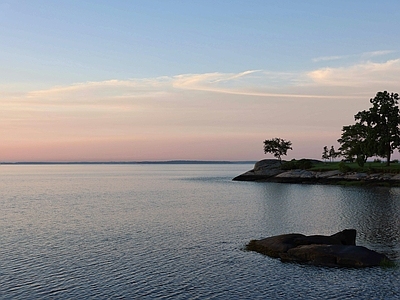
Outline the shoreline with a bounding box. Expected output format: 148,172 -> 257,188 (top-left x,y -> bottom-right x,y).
233,159 -> 400,187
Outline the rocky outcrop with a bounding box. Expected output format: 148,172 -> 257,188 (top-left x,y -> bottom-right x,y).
233,159 -> 285,181
246,230 -> 393,268
233,159 -> 400,186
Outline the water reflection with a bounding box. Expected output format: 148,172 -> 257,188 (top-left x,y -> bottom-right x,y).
257,183 -> 400,260
338,187 -> 400,259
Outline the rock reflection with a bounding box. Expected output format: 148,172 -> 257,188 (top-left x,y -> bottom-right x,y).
257,183 -> 400,261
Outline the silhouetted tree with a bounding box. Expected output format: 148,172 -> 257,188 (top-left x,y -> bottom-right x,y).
263,138 -> 292,163
339,91 -> 400,166
354,91 -> 400,166
322,146 -> 329,162
329,146 -> 340,162
338,124 -> 371,167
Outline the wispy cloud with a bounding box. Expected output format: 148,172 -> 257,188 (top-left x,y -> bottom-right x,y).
307,59 -> 400,87
312,55 -> 348,63
313,50 -> 396,63
2,57 -> 400,161
6,58 -> 400,110
361,50 -> 396,58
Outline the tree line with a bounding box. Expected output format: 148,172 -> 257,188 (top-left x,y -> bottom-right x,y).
263,91 -> 400,166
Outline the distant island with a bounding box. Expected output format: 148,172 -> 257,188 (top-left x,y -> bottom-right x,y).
233,159 -> 400,187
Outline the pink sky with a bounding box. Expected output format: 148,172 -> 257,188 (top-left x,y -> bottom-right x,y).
2,60 -> 400,162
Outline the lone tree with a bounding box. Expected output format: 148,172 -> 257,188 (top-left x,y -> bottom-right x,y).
322,146 -> 329,162
263,138 -> 292,163
338,91 -> 400,166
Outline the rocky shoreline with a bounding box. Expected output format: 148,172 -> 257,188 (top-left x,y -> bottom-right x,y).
233,159 -> 400,186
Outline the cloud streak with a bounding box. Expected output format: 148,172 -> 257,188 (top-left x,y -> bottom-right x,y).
307,59 -> 400,87
4,57 -> 400,111
312,50 -> 396,63
2,57 -> 400,161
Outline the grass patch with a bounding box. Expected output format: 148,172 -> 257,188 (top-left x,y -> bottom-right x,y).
310,161 -> 400,174
280,159 -> 313,170
310,162 -> 343,172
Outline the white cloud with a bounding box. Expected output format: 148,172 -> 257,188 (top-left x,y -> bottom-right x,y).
361,50 -> 396,58
312,55 -> 347,63
307,59 -> 400,88
2,57 -> 400,161
313,50 -> 396,63
3,57 -> 400,111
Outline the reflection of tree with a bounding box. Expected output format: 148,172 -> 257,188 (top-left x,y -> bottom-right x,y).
257,183 -> 400,261
259,184 -> 347,236
346,188 -> 400,260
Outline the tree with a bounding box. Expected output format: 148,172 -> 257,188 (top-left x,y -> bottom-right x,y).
338,124 -> 371,167
329,146 -> 340,162
322,146 -> 329,162
354,91 -> 400,166
338,91 -> 400,166
263,138 -> 292,163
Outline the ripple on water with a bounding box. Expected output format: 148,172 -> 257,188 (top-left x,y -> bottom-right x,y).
1,165 -> 399,299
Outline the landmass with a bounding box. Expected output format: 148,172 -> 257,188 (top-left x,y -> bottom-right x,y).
233,159 -> 400,186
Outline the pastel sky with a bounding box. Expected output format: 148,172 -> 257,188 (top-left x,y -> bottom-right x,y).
2,0 -> 400,162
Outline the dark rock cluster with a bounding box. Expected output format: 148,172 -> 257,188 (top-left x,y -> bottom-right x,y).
246,229 -> 393,267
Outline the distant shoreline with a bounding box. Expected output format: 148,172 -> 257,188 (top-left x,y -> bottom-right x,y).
0,160 -> 256,165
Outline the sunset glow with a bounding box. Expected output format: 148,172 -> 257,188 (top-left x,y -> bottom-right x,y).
1,1 -> 400,161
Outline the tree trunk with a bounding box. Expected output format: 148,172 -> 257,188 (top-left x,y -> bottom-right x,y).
386,144 -> 391,166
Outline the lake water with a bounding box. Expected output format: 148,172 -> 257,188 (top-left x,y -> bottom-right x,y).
1,164 -> 399,299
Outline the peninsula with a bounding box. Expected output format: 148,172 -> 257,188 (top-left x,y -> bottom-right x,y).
233,159 -> 400,187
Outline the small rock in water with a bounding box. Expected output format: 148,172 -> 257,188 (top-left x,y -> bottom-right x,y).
246,229 -> 393,268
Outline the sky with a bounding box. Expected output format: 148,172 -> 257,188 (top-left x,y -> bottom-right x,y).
1,0 -> 400,162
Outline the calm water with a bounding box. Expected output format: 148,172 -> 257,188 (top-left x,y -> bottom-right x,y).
1,164 -> 399,299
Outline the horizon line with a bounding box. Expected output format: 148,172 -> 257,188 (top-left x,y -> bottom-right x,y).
0,160 -> 258,165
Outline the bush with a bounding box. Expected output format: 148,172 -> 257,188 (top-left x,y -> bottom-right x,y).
338,161 -> 352,173
281,159 -> 313,170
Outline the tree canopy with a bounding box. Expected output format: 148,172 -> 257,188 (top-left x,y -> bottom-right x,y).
338,91 -> 400,166
263,138 -> 292,162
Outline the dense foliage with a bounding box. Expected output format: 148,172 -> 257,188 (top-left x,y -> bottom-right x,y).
338,91 -> 400,166
281,159 -> 313,170
263,138 -> 292,162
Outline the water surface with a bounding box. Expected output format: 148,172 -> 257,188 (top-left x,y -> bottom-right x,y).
1,164 -> 399,299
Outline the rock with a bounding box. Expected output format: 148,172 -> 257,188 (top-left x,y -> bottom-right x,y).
275,169 -> 315,178
315,170 -> 342,178
344,172 -> 368,180
390,174 -> 400,181
250,233 -> 306,258
294,229 -> 356,246
282,244 -> 390,268
246,229 -> 392,268
253,159 -> 282,171
233,159 -> 284,181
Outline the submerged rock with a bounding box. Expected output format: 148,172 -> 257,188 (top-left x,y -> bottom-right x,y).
246,229 -> 393,268
282,244 -> 390,267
